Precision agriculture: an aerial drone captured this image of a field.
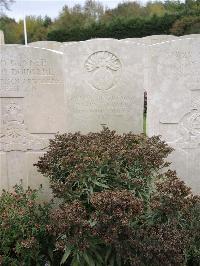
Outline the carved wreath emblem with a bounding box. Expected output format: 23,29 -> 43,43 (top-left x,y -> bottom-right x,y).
85,51 -> 121,91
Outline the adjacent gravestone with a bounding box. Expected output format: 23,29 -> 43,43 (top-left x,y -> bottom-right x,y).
147,37 -> 200,193
181,34 -> 200,39
124,35 -> 177,44
63,39 -> 144,134
142,35 -> 177,44
0,45 -> 65,195
0,30 -> 5,45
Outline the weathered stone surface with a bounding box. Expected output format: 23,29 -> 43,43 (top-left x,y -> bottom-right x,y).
147,37 -> 200,193
0,30 -> 4,45
142,35 -> 177,44
63,39 -> 144,134
124,35 -> 177,44
0,46 -> 65,195
181,34 -> 200,39
28,41 -> 63,51
62,41 -> 78,45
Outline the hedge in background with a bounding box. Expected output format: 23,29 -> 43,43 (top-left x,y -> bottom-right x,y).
47,14 -> 180,42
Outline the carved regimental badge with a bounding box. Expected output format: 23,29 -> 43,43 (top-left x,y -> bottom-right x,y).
0,102 -> 48,152
85,51 -> 121,91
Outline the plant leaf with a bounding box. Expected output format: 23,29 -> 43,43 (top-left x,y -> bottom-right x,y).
109,256 -> 115,266
116,253 -> 122,266
60,247 -> 72,265
92,180 -> 109,188
83,252 -> 95,266
105,247 -> 112,263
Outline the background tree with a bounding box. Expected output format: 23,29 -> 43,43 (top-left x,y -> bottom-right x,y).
146,1 -> 166,16
43,15 -> 52,28
102,1 -> 146,21
84,0 -> 104,21
0,15 -> 21,43
20,16 -> 48,42
0,0 -> 14,11
164,0 -> 185,13
170,15 -> 200,35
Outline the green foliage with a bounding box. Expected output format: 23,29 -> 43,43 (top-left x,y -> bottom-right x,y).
0,15 -> 22,44
18,16 -> 49,43
170,15 -> 200,35
0,185 -> 54,266
0,15 -> 49,44
47,13 -> 180,41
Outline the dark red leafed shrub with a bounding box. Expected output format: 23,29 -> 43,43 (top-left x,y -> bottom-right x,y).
35,128 -> 173,203
50,186 -> 199,266
149,170 -> 197,221
0,185 -> 54,266
35,129 -> 200,266
128,223 -> 188,266
90,190 -> 143,244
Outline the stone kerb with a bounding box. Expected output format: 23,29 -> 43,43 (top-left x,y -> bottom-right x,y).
63,38 -> 145,134
146,37 -> 200,193
0,45 -> 65,195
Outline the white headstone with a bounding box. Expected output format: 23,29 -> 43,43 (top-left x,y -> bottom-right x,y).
0,46 -> 65,196
181,34 -> 200,39
63,39 -> 145,134
147,37 -> 200,193
124,35 -> 177,44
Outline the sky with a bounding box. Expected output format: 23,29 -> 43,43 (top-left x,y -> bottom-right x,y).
4,0 -> 146,21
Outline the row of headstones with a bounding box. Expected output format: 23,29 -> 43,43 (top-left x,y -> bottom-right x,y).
0,35 -> 200,197
1,31 -> 199,48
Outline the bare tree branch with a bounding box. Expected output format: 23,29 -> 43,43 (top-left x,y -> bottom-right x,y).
0,0 -> 15,11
